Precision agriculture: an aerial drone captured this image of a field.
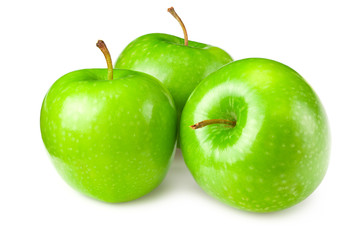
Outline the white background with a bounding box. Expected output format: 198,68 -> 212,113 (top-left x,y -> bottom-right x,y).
1,0 -> 359,239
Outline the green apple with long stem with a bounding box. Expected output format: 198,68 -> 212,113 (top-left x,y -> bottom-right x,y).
40,40 -> 177,202
115,7 -> 233,144
180,58 -> 330,212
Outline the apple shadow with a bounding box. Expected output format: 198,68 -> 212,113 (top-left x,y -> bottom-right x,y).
89,149 -> 319,217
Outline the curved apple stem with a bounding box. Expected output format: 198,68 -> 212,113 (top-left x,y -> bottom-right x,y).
168,7 -> 188,46
190,119 -> 236,130
96,40 -> 113,80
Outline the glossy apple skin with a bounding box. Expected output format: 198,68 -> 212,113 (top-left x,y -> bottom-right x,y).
115,33 -> 233,141
180,58 -> 330,212
40,69 -> 177,202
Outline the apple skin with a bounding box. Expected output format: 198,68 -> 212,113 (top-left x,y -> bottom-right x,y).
115,33 -> 233,141
40,69 -> 177,202
180,58 -> 330,212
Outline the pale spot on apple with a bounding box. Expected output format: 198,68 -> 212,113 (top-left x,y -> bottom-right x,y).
246,187 -> 253,192
246,176 -> 253,182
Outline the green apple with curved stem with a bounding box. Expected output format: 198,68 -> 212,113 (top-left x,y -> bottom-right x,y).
115,7 -> 233,144
40,40 -> 177,202
180,58 -> 330,212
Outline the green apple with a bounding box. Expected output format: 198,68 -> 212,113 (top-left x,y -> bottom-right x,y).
115,7 -> 233,143
40,40 -> 177,202
180,58 -> 330,212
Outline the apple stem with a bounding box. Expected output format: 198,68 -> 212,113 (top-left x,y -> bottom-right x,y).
190,119 -> 236,130
168,7 -> 188,46
96,40 -> 113,80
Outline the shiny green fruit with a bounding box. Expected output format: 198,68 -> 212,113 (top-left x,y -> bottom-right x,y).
40,41 -> 177,202
115,8 -> 232,142
180,58 -> 330,212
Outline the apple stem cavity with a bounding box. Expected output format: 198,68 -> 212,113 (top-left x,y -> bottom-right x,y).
168,7 -> 188,46
96,40 -> 113,80
190,119 -> 236,130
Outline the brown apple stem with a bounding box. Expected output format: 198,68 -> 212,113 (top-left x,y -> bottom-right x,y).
190,119 -> 236,130
167,7 -> 188,46
96,40 -> 113,80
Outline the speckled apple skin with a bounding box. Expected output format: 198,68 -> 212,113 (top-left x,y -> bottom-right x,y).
180,58 -> 330,212
40,69 -> 177,202
115,33 -> 233,139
